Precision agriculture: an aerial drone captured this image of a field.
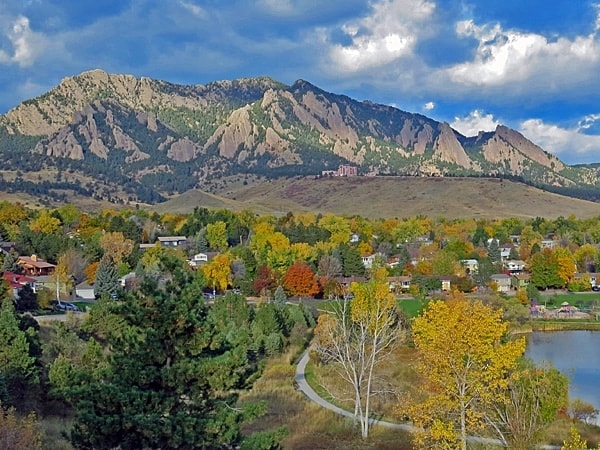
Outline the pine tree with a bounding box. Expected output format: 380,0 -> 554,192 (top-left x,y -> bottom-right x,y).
94,256 -> 119,299
340,245 -> 366,277
273,285 -> 287,307
0,300 -> 38,401
488,239 -> 501,263
1,251 -> 21,274
59,252 -> 265,450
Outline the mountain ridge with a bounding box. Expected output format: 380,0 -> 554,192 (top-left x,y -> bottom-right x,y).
0,69 -> 599,207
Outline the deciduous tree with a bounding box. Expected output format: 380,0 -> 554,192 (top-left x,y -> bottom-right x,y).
409,297 -> 525,450
0,407 -> 43,450
206,221 -> 228,251
486,359 -> 569,449
201,253 -> 232,292
281,261 -> 319,300
99,231 -> 134,265
313,276 -> 405,438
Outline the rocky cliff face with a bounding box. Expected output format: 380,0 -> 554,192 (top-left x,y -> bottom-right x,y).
0,69 -> 598,204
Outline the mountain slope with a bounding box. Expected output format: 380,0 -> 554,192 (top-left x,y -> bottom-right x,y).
0,69 -> 599,207
154,176 -> 600,220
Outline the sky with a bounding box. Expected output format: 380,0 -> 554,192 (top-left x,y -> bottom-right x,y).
2,0 -> 600,165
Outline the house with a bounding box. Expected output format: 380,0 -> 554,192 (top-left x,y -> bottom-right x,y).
334,276 -> 368,289
75,282 -> 95,300
188,252 -> 218,268
119,272 -> 137,288
362,253 -> 385,269
511,273 -> 531,290
31,275 -> 53,294
503,259 -> 526,274
387,276 -> 411,292
460,259 -> 479,275
490,273 -> 511,293
498,243 -> 515,260
0,241 -> 16,256
157,236 -> 188,247
18,255 -> 56,276
540,239 -> 557,249
321,164 -> 358,177
439,276 -> 452,292
573,272 -> 598,289
2,272 -> 36,298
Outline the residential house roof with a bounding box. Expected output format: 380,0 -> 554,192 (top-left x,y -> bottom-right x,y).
2,272 -> 36,289
18,255 -> 56,275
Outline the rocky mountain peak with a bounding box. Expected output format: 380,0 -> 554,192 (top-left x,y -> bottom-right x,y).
0,70 -> 596,206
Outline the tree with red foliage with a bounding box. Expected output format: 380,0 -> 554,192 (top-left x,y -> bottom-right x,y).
252,265 -> 278,297
282,261 -> 319,300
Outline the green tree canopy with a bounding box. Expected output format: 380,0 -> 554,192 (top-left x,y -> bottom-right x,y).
56,252 -> 265,450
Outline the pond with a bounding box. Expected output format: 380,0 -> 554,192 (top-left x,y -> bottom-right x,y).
526,330 -> 600,421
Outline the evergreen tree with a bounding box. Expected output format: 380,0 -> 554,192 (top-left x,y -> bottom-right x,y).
16,284 -> 38,312
339,244 -> 366,277
273,285 -> 287,307
58,253 -> 265,450
1,251 -> 21,274
488,239 -> 501,263
94,256 -> 119,299
0,299 -> 38,402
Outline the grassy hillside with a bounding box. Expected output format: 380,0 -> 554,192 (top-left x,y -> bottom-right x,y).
154,176 -> 600,219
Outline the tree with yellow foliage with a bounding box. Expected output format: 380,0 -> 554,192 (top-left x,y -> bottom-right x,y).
409,297 -> 526,450
318,214 -> 351,246
313,270 -> 405,438
29,210 -> 61,234
554,247 -> 576,287
202,253 -> 232,292
206,221 -> 228,252
99,232 -> 134,265
573,243 -> 597,273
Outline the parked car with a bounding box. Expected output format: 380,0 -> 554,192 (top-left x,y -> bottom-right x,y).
56,302 -> 79,312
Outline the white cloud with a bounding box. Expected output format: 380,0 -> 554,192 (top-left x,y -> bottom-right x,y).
178,1 -> 206,18
423,101 -> 435,110
0,15 -> 45,67
520,118 -> 600,162
328,0 -> 435,73
447,18 -> 600,87
450,110 -> 500,136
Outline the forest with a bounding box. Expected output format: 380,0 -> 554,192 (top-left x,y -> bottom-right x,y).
1,202 -> 600,448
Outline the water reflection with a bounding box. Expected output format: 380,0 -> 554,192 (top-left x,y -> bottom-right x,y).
526,331 -> 600,419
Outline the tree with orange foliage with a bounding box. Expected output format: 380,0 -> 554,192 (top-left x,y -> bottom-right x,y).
281,261 -> 319,300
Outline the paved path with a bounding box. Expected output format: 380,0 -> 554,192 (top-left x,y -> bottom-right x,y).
294,349 -> 417,431
293,349 -> 556,448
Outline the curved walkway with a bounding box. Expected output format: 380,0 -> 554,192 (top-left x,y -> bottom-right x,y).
294,349 -> 418,432
293,349 -> 548,448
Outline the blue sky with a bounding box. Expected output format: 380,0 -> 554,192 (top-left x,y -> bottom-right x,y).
2,0 -> 600,164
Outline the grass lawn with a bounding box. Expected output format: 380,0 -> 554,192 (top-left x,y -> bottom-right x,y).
539,292 -> 600,309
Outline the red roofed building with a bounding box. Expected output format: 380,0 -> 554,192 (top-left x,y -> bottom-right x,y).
2,272 -> 36,297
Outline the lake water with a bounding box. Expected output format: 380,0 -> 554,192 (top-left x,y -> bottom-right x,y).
525,330 -> 600,418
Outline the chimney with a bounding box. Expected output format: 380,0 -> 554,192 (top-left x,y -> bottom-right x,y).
31,254 -> 37,261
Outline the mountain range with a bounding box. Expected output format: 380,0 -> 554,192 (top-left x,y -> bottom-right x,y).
1,69 -> 600,207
